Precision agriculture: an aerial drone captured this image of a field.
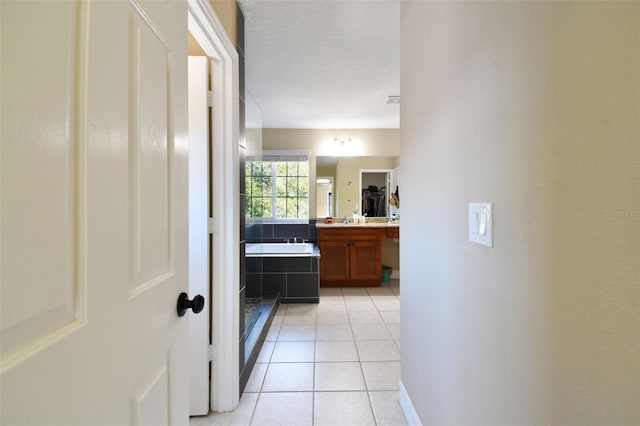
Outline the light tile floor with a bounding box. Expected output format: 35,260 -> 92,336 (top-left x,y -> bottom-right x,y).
191,280 -> 406,426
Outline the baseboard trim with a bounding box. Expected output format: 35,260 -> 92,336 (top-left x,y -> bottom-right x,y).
399,380 -> 422,426
391,270 -> 400,279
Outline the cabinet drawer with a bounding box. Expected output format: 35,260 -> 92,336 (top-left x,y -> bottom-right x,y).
385,227 -> 399,239
318,228 -> 381,241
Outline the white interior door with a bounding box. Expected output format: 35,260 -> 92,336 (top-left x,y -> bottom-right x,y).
1,1 -> 191,424
188,55 -> 211,416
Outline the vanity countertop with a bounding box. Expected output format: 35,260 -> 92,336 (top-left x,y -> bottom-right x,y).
315,222 -> 399,228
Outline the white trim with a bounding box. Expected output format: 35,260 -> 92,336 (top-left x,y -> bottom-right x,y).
399,380 -> 423,426
187,0 -> 240,413
358,168 -> 392,217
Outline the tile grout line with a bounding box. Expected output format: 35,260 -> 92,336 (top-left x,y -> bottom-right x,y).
232,284 -> 403,426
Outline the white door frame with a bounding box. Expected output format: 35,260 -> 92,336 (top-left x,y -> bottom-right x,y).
187,0 -> 240,413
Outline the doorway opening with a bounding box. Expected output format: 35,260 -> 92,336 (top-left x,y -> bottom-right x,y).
316,176 -> 334,218
187,0 -> 240,415
359,169 -> 391,217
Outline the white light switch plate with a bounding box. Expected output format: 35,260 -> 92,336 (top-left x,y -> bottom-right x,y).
469,203 -> 493,247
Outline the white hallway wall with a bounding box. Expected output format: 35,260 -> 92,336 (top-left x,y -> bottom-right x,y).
400,2 -> 639,425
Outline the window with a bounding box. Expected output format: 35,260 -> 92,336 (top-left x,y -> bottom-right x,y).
246,151 -> 309,222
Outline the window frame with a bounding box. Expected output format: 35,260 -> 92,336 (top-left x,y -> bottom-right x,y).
246,150 -> 310,224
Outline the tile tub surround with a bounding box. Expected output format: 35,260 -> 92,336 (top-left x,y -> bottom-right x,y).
247,252 -> 320,303
190,281 -> 406,426
247,220 -> 318,244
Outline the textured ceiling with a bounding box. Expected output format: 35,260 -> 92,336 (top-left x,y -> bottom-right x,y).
238,0 -> 400,129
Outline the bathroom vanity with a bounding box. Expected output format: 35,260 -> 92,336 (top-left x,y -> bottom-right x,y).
316,222 -> 399,287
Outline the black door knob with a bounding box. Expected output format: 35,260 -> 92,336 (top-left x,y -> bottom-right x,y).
176,292 -> 205,317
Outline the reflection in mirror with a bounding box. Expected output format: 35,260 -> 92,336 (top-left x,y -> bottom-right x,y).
316,156 -> 399,218
316,177 -> 333,217
360,170 -> 390,217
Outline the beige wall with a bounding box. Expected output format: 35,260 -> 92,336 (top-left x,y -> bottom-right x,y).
210,0 -> 237,47
335,156 -> 395,218
381,238 -> 399,271
264,129 -> 401,271
316,165 -> 336,178
401,2 -> 639,424
262,128 -> 400,218
187,32 -> 206,56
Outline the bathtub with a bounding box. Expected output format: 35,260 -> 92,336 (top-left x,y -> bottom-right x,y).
246,242 -> 315,256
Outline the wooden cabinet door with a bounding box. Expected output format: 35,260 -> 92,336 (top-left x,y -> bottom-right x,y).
319,241 -> 350,281
350,241 -> 382,281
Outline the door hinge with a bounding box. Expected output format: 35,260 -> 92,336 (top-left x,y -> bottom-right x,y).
207,90 -> 216,108
208,217 -> 217,234
208,344 -> 215,362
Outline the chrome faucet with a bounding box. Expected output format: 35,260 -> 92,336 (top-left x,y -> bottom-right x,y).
343,215 -> 349,224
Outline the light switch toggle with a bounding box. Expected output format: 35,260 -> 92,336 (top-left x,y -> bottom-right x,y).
477,212 -> 487,235
469,203 -> 493,247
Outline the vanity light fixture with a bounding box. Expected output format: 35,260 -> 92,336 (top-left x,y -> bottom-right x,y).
334,133 -> 352,147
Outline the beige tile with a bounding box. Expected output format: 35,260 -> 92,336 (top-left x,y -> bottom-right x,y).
351,324 -> 392,340
341,288 -> 370,296
316,299 -> 347,312
244,363 -> 268,392
348,311 -> 384,324
271,305 -> 287,326
315,340 -> 358,362
361,362 -> 401,391
367,287 -> 395,296
275,304 -> 288,315
315,324 -> 353,341
251,392 -> 313,426
379,311 -> 400,324
370,295 -> 399,304
265,324 -> 280,341
314,362 -> 366,391
277,325 -> 316,341
345,300 -> 377,312
256,341 -> 275,363
387,323 -> 401,340
344,295 -> 372,302
286,303 -> 317,314
356,340 -> 401,361
316,310 -> 349,325
270,341 -> 315,363
282,311 -> 316,325
261,363 -> 314,392
369,391 -> 408,426
190,392 -> 258,426
319,287 -> 343,297
270,314 -> 284,326
372,300 -> 401,312
394,339 -> 401,350
313,392 -> 376,426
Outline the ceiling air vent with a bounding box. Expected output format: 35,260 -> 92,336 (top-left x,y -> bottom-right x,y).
385,96 -> 400,105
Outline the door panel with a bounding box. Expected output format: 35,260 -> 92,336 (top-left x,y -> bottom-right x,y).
0,0 -> 85,370
129,1 -> 173,296
188,56 -> 211,416
130,357 -> 171,426
318,242 -> 350,281
1,1 -> 189,424
350,241 -> 381,280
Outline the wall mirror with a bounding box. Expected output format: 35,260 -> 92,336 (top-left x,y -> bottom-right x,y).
316,156 -> 399,219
